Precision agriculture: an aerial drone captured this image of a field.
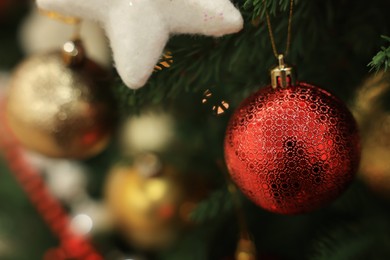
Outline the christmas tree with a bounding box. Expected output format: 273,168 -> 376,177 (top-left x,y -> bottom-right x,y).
1,0 -> 390,259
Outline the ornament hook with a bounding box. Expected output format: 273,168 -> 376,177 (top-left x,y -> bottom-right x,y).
270,54 -> 296,89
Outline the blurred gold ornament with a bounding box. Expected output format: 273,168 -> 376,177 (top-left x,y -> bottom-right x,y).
6,39 -> 116,159
121,109 -> 175,155
235,235 -> 257,260
352,71 -> 390,126
352,72 -> 390,197
105,155 -> 206,249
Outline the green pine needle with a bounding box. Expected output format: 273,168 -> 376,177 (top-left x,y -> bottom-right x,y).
368,35 -> 390,72
190,187 -> 233,224
244,0 -> 294,18
309,218 -> 390,260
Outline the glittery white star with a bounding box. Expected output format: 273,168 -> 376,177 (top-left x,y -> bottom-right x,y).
37,0 -> 244,89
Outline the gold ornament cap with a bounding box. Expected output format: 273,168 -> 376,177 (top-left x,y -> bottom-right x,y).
270,54 -> 296,89
235,235 -> 257,260
62,39 -> 86,67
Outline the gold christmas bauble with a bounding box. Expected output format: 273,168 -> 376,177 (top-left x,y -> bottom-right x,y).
235,236 -> 257,260
105,158 -> 204,250
352,72 -> 390,198
6,41 -> 116,159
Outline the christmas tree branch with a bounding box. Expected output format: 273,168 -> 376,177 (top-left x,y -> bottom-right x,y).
244,0 -> 294,18
190,186 -> 233,224
309,217 -> 390,260
368,35 -> 390,72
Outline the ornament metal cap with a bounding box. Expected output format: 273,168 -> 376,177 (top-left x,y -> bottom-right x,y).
270,54 -> 296,89
62,38 -> 86,67
235,234 -> 257,260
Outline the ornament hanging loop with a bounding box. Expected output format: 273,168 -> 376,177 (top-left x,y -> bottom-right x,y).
38,7 -> 85,66
262,0 -> 296,88
270,54 -> 296,89
262,0 -> 294,59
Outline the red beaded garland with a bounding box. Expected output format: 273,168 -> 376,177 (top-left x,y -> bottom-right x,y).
224,82 -> 360,214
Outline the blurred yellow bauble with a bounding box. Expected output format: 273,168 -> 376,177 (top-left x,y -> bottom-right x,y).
352,72 -> 390,198
105,160 -> 204,250
235,236 -> 257,260
6,40 -> 116,159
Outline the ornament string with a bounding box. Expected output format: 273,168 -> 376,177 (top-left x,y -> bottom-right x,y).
38,8 -> 81,39
262,0 -> 294,58
38,8 -> 81,25
0,101 -> 103,260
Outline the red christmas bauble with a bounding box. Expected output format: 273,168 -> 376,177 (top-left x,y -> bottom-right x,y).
224,82 -> 360,214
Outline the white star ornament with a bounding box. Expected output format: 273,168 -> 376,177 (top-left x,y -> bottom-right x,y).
36,0 -> 244,89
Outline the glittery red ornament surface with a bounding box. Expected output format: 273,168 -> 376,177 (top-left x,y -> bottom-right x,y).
224,82 -> 360,214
